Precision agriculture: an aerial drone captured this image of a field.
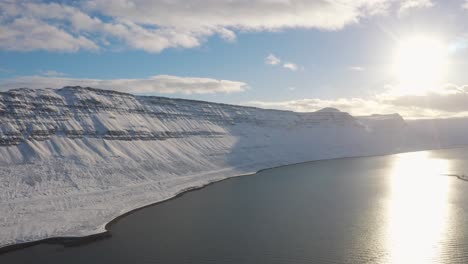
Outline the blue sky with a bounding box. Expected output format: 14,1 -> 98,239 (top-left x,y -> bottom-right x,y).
2,0 -> 468,118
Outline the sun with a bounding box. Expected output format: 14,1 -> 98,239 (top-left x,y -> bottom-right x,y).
392,36 -> 448,95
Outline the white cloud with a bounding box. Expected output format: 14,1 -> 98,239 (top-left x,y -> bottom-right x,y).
84,0 -> 368,31
39,70 -> 67,77
265,54 -> 301,71
265,54 -> 281,65
0,1 -> 202,52
245,84 -> 468,119
217,28 -> 237,42
0,75 -> 248,95
283,63 -> 299,71
0,67 -> 12,73
0,0 -> 435,52
384,85 -> 468,113
0,17 -> 98,52
399,0 -> 433,15
348,66 -> 365,71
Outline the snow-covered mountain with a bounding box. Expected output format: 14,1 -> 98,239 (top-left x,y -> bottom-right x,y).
0,86 -> 466,249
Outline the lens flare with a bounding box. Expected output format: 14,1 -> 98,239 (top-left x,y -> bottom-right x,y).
393,36 -> 448,95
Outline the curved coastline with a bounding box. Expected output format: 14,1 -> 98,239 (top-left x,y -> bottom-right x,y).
1,145 -> 466,255
0,172 -> 254,255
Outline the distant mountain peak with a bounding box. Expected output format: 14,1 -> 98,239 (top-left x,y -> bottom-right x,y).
315,107 -> 341,113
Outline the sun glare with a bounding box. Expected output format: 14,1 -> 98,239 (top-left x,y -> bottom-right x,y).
393,36 -> 448,95
386,152 -> 451,264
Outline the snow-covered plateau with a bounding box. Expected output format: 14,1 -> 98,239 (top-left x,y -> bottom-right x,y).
1,86 -> 468,249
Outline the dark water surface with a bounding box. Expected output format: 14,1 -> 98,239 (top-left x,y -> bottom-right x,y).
4,147 -> 468,263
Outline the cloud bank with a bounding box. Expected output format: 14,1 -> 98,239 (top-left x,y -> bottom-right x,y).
0,75 -> 248,95
0,0 -> 434,52
246,84 -> 468,119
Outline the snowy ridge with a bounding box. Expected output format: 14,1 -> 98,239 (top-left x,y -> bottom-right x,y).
0,86 -> 466,249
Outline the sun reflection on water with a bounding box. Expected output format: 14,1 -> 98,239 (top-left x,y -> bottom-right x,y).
386,151 -> 451,264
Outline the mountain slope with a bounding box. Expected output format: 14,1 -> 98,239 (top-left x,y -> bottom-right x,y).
0,86 -> 464,249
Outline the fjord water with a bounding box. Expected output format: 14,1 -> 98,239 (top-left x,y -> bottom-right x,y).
4,148 -> 468,263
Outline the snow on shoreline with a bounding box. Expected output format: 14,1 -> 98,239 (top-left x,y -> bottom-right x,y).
1,87 -> 468,249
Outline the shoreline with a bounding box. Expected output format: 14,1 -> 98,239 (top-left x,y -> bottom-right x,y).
1,144 -> 466,255
0,172 -> 254,255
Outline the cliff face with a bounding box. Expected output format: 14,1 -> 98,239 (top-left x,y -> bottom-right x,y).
0,86 -> 458,249
0,86 -> 232,145
0,86 -> 359,147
